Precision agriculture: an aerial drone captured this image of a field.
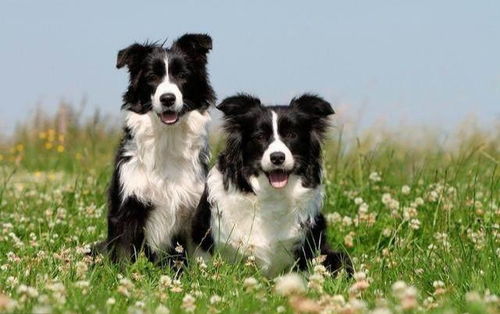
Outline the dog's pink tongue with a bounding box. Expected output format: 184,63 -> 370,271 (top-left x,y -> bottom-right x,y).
160,112 -> 178,124
268,171 -> 289,189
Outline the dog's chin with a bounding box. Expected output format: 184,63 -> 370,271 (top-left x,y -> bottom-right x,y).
157,111 -> 179,125
265,169 -> 290,189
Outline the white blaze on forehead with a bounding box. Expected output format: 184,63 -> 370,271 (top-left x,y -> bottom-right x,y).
152,56 -> 184,112
260,111 -> 294,171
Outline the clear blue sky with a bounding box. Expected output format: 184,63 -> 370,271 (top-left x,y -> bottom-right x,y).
1,0 -> 499,134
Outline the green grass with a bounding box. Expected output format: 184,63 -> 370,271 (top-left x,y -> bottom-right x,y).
0,113 -> 498,313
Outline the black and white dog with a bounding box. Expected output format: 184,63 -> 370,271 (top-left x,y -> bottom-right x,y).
93,34 -> 216,266
192,94 -> 352,277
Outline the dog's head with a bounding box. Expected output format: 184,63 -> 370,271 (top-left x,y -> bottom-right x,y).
117,34 -> 215,125
217,94 -> 334,192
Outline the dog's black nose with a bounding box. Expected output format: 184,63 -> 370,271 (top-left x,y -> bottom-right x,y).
270,152 -> 285,165
160,93 -> 176,107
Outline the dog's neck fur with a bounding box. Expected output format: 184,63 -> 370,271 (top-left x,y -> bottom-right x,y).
125,110 -> 209,164
120,109 -> 209,205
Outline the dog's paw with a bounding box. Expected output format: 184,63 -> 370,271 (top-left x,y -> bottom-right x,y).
324,250 -> 353,277
88,241 -> 107,257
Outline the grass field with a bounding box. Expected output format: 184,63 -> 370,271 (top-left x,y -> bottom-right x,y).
0,107 -> 499,313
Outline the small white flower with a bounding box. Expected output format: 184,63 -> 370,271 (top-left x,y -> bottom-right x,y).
369,172 -> 382,182
174,243 -> 184,253
410,218 -> 421,230
243,277 -> 259,292
391,281 -> 408,298
353,271 -> 366,281
325,212 -> 342,224
134,301 -> 145,308
209,294 -> 222,304
159,275 -> 172,287
155,305 -> 170,314
181,294 -> 196,312
415,197 -> 424,206
354,197 -> 364,205
401,185 -> 411,195
465,291 -> 481,303
381,193 -> 392,205
342,216 -> 353,226
274,273 -> 306,296
358,202 -> 369,214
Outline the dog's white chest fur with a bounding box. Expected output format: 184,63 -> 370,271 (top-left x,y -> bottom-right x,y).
119,110 -> 209,252
207,167 -> 323,276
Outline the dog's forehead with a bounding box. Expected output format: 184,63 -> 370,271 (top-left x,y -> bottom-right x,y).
268,106 -> 296,123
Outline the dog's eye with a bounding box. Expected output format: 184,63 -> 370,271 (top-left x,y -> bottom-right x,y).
253,133 -> 267,141
283,130 -> 297,139
146,74 -> 158,82
175,71 -> 188,79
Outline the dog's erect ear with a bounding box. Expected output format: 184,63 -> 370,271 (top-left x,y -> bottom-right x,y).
116,43 -> 152,70
290,94 -> 334,138
172,33 -> 212,62
290,94 -> 334,117
217,94 -> 262,117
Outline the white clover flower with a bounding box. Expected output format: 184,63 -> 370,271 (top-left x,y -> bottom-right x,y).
0,294 -> 17,312
209,294 -> 222,304
274,273 -> 306,296
388,199 -> 400,211
106,297 -> 116,305
401,185 -> 411,195
170,280 -> 183,293
344,232 -> 355,248
6,276 -> 18,287
391,281 -> 408,298
174,243 -> 184,253
243,277 -> 260,292
358,203 -> 369,214
313,264 -> 328,276
342,216 -> 353,226
382,228 -> 392,237
17,284 -> 39,298
353,271 -> 365,281
354,197 -> 364,205
32,305 -> 52,314
154,305 -> 170,314
415,197 -> 424,206
325,212 -> 342,225
134,301 -> 145,308
432,280 -> 445,288
410,219 -> 421,230
181,294 -> 196,312
429,190 -> 439,202
307,273 -> 325,292
119,278 -> 134,289
465,291 -> 481,303
371,307 -> 392,314
369,172 -> 382,182
75,261 -> 88,278
346,299 -> 367,311
74,281 -> 90,289
159,275 -> 172,288
381,193 -> 392,205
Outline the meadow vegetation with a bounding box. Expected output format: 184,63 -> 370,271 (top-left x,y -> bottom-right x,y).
0,104 -> 498,313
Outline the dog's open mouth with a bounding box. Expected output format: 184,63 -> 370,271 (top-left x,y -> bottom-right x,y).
158,111 -> 179,125
266,170 -> 289,189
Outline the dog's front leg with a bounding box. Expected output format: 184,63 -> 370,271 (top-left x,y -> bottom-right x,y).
105,196 -> 150,263
296,214 -> 353,276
